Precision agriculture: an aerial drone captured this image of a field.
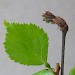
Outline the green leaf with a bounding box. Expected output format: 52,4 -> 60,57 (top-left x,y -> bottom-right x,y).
4,20 -> 49,66
32,69 -> 56,75
69,67 -> 75,75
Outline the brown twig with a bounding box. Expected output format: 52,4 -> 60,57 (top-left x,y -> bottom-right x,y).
42,11 -> 68,75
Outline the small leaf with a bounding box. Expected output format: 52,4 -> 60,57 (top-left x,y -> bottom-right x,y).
4,20 -> 49,66
69,67 -> 75,75
32,69 -> 56,75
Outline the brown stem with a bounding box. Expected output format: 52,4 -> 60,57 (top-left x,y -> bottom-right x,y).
61,31 -> 66,75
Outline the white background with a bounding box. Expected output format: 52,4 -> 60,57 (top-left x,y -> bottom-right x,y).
0,0 -> 75,75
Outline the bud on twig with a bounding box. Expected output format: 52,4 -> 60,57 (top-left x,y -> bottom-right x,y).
42,11 -> 68,33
